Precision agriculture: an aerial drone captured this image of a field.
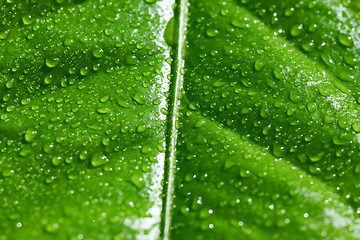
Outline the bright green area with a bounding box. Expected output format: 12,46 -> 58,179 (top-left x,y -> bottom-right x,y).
0,0 -> 173,239
1,0 -> 360,239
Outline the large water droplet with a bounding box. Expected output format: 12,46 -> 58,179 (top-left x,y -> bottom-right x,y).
338,33 -> 354,47
46,57 -> 60,68
91,152 -> 108,167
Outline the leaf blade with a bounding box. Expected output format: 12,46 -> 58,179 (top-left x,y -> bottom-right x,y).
0,1 -> 174,239
169,0 -> 360,238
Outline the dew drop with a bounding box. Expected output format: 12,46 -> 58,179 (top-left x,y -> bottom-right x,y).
92,49 -> 104,58
44,75 -> 53,84
64,38 -> 74,46
46,57 -> 60,68
132,93 -> 145,105
44,222 -> 59,233
91,152 -> 108,167
272,143 -> 286,157
96,107 -> 111,114
80,67 -> 89,76
0,31 -> 9,40
352,122 -> 360,132
355,164 -> 360,174
290,24 -> 303,37
137,125 -> 148,133
51,156 -> 63,167
254,59 -> 264,71
230,19 -> 246,28
22,15 -> 35,25
206,28 -> 219,38
336,71 -> 354,82
130,174 -> 145,189
25,129 -> 37,142
309,152 -> 324,162
118,98 -> 130,108
338,33 -> 354,47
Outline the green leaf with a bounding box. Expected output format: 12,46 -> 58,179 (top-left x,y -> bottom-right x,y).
169,0 -> 360,239
0,0 -> 173,239
1,0 -> 360,239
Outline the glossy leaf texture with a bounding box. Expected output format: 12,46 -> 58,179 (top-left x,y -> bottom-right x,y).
169,0 -> 360,239
0,0 -> 173,239
1,0 -> 360,240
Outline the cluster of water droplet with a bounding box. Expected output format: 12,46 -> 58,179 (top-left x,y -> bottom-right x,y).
0,0 -> 172,238
170,0 -> 360,238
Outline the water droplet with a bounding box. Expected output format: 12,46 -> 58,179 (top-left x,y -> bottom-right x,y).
46,57 -> 60,68
43,143 -> 54,154
79,150 -> 89,160
100,96 -> 109,103
212,80 -> 224,87
273,67 -> 282,80
21,98 -> 31,105
309,165 -> 321,175
51,156 -> 63,166
309,152 -> 324,162
338,33 -> 354,47
0,31 -> 9,40
96,107 -> 111,114
239,169 -> 250,178
118,98 -> 130,108
132,93 -> 145,105
290,24 -> 303,37
307,103 -> 316,113
2,168 -> 14,177
308,24 -> 318,32
324,115 -> 335,123
130,174 -> 145,189
355,164 -> 360,174
137,125 -> 147,133
80,67 -> 89,76
145,0 -> 157,3
92,49 -> 104,58
104,29 -> 113,36
337,118 -> 349,130
64,38 -> 74,46
272,143 -> 286,157
254,59 -> 264,71
230,19 -> 246,28
301,41 -> 315,52
44,222 -> 59,233
25,129 -> 37,142
22,15 -> 35,25
336,71 -> 354,82
352,122 -> 360,132
332,136 -> 347,145
195,120 -> 205,128
343,55 -> 356,66
289,91 -> 301,103
320,52 -> 333,66
206,28 -> 219,38
90,152 -> 108,167
44,75 -> 53,84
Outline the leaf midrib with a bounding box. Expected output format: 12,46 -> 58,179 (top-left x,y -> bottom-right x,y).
161,0 -> 188,238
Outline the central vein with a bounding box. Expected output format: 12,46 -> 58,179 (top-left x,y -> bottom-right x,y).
161,0 -> 189,239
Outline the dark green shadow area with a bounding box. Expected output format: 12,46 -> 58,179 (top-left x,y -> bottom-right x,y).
169,0 -> 360,239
